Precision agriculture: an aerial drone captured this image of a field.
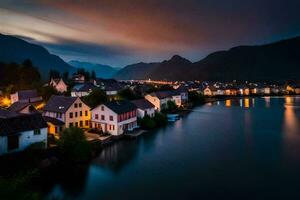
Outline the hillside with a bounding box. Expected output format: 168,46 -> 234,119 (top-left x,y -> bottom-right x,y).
0,34 -> 75,79
68,60 -> 119,78
114,36 -> 300,81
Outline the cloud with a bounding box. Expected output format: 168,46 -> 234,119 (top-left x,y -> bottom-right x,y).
1,0 -> 300,66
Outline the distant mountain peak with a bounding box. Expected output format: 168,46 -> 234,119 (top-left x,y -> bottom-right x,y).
169,55 -> 191,64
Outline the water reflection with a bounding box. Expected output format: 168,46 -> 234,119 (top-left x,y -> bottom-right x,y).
224,98 -> 255,108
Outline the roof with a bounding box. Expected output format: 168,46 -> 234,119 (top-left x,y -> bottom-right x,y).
176,85 -> 188,93
8,102 -> 30,112
101,100 -> 137,114
43,116 -> 65,126
43,95 -> 77,113
72,83 -> 97,92
15,89 -> 39,100
0,108 -> 19,118
131,99 -> 155,110
0,112 -> 47,136
149,91 -> 177,99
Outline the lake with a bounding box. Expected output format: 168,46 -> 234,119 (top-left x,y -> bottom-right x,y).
46,96 -> 300,199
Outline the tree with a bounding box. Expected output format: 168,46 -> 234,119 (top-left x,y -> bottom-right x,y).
58,127 -> 91,162
49,69 -> 60,80
62,71 -> 69,81
83,88 -> 108,108
117,88 -> 141,100
39,86 -> 58,101
139,115 -> 156,130
91,70 -> 96,80
153,113 -> 168,127
188,91 -> 205,106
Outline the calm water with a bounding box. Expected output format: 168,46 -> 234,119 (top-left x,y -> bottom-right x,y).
47,97 -> 300,199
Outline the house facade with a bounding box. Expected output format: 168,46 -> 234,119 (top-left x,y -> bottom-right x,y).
145,92 -> 173,111
49,78 -> 68,93
0,109 -> 48,155
91,101 -> 137,136
131,99 -> 155,118
71,83 -> 97,97
43,95 -> 91,136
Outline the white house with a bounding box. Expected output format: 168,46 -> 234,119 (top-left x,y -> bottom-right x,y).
0,109 -> 48,155
49,78 -> 68,93
71,83 -> 97,97
43,95 -> 91,136
145,91 -> 173,111
131,99 -> 155,118
10,89 -> 42,104
91,100 -> 137,136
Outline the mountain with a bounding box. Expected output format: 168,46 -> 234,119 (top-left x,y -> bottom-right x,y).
69,60 -> 119,78
0,34 -> 75,79
114,36 -> 300,81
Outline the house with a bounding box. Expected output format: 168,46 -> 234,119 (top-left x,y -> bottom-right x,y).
175,85 -> 189,104
43,95 -> 91,136
238,85 -> 250,96
8,102 -> 38,114
91,100 -> 137,136
49,78 -> 68,93
71,83 -> 97,97
145,91 -> 173,111
131,99 -> 155,118
10,89 -> 42,104
93,78 -> 123,97
0,109 -> 48,155
72,73 -> 85,83
203,86 -> 218,96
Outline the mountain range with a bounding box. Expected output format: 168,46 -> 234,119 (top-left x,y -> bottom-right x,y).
68,60 -> 119,79
114,36 -> 300,81
0,34 -> 75,79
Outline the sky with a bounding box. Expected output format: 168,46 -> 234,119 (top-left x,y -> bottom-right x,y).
1,0 -> 300,67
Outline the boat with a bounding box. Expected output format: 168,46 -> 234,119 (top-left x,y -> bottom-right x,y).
167,114 -> 180,122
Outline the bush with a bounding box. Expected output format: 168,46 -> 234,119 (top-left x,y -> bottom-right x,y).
25,142 -> 46,151
58,127 -> 91,162
83,88 -> 108,108
139,115 -> 156,130
188,91 -> 205,106
153,113 -> 168,127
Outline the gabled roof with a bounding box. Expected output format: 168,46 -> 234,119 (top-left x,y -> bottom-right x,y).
72,83 -> 97,92
43,95 -> 77,113
43,116 -> 65,126
149,91 -> 177,99
131,99 -> 155,110
99,100 -> 137,114
0,108 -> 19,118
0,111 -> 47,136
8,102 -> 30,112
15,89 -> 39,100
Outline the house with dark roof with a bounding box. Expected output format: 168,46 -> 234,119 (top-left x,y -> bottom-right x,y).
0,109 -> 48,155
71,83 -> 97,97
49,78 -> 68,93
93,78 -> 123,97
145,90 -> 182,111
8,102 -> 38,114
131,99 -> 155,118
43,95 -> 91,136
10,89 -> 42,104
91,100 -> 137,136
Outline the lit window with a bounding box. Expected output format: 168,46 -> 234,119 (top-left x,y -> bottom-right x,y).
85,111 -> 88,116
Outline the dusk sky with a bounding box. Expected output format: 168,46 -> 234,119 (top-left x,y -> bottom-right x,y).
1,0 -> 300,67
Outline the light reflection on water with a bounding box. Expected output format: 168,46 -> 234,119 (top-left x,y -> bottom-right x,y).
46,96 -> 300,200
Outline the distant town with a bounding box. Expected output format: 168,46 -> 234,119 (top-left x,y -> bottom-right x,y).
0,61 -> 300,156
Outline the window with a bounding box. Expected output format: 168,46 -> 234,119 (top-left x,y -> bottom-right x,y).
101,115 -> 105,120
34,129 -> 41,135
75,122 -> 78,127
74,103 -> 78,108
75,112 -> 78,117
85,111 -> 88,116
85,120 -> 89,126
55,127 -> 58,134
80,121 -> 83,127
69,123 -> 73,127
101,106 -> 104,111
79,103 -> 82,107
95,114 -> 99,119
80,111 -> 82,116
109,116 -> 113,121
58,113 -> 62,118
69,112 -> 73,118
